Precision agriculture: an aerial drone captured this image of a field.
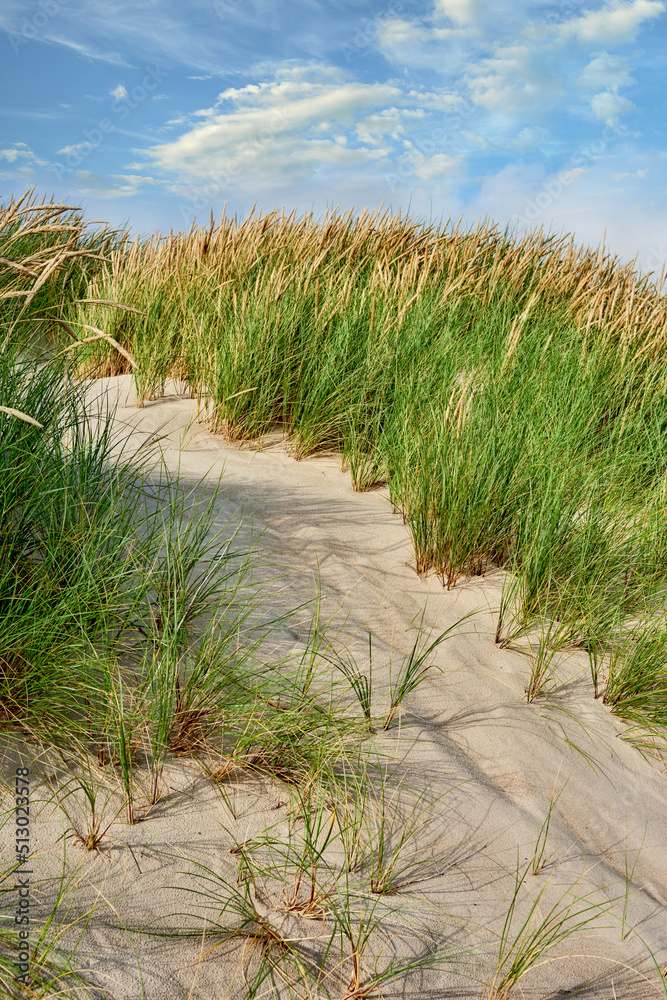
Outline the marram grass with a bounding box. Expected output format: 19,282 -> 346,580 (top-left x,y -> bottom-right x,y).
3,187 -> 667,737
33,192 -> 667,737
2,190 -> 667,998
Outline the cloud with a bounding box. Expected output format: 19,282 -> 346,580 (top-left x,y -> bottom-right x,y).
0,142 -> 49,168
558,166 -> 589,184
463,150 -> 665,273
590,90 -> 635,124
578,53 -> 635,91
405,151 -> 460,180
613,168 -> 648,179
0,0 -> 220,75
44,35 -> 129,66
558,0 -> 664,45
355,108 -> 421,146
74,170 -> 161,198
377,17 -> 463,69
0,142 -> 31,164
376,0 -> 661,142
405,89 -> 466,111
465,41 -> 565,117
434,0 -> 489,27
506,126 -> 550,151
110,84 -> 128,101
0,142 -> 53,183
380,18 -> 454,44
144,65 -> 460,194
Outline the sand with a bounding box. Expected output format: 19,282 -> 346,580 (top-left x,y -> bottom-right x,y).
2,374 -> 666,1000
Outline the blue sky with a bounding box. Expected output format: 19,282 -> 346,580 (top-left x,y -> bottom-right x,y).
1,0 -> 666,273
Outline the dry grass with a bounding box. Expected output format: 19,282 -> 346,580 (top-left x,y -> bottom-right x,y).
75,208 -> 667,362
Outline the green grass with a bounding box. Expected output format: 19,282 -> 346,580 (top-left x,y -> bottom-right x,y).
0,841 -> 105,999
481,853 -> 615,1000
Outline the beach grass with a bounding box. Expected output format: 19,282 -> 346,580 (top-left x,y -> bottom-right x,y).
2,189 -> 667,997
38,193 -> 667,743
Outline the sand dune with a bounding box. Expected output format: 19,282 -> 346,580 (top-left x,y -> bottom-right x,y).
4,374 -> 666,1000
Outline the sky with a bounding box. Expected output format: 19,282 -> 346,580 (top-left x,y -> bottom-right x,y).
1,0 -> 666,275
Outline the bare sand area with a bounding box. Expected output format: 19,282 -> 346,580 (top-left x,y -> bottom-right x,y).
3,375 -> 667,1000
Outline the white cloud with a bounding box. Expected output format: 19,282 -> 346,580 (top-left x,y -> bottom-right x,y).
462,130 -> 490,149
434,0 -> 488,26
0,143 -> 29,164
355,108 -> 423,146
377,17 -> 468,70
407,151 -> 460,180
354,110 -> 403,147
590,90 -> 635,124
110,84 -> 128,101
0,142 -> 49,168
578,53 -> 634,91
0,142 -> 52,184
376,1 -> 660,138
559,0 -> 664,45
378,17 -> 458,49
45,35 -> 129,65
506,126 -> 549,151
405,89 -> 466,111
613,168 -> 648,179
559,166 -> 589,184
74,170 -> 161,198
465,42 -> 564,117
145,65 -> 460,193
